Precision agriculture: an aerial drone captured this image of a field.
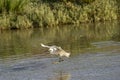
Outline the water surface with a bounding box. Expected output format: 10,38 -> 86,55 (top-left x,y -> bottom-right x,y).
0,21 -> 120,80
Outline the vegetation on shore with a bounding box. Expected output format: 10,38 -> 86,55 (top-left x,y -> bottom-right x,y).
0,0 -> 119,30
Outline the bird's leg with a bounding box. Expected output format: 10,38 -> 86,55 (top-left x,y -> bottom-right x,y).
52,57 -> 63,64
59,57 -> 64,62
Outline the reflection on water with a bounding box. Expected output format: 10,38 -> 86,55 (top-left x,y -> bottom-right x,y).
0,21 -> 120,61
48,72 -> 71,80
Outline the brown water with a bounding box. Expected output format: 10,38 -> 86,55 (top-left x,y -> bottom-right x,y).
0,21 -> 120,80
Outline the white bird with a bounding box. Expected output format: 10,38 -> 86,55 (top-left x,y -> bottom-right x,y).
41,43 -> 70,62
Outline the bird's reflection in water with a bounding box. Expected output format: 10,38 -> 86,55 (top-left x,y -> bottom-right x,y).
48,71 -> 71,80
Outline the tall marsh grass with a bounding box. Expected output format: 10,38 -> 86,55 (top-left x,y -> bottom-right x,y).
0,0 -> 119,30
0,0 -> 30,13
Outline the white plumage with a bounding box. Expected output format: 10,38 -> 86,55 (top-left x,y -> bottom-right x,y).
41,43 -> 70,61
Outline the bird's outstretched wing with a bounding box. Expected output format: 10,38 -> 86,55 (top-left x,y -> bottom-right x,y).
41,43 -> 50,48
41,43 -> 71,58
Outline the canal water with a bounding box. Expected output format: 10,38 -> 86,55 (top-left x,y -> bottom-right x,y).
0,21 -> 120,80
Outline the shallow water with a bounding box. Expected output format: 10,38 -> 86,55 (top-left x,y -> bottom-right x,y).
0,21 -> 120,80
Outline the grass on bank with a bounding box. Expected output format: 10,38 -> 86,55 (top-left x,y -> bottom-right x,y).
0,0 -> 119,30
0,0 -> 30,13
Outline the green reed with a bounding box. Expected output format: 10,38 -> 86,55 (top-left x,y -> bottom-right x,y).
0,0 -> 119,30
0,0 -> 30,13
